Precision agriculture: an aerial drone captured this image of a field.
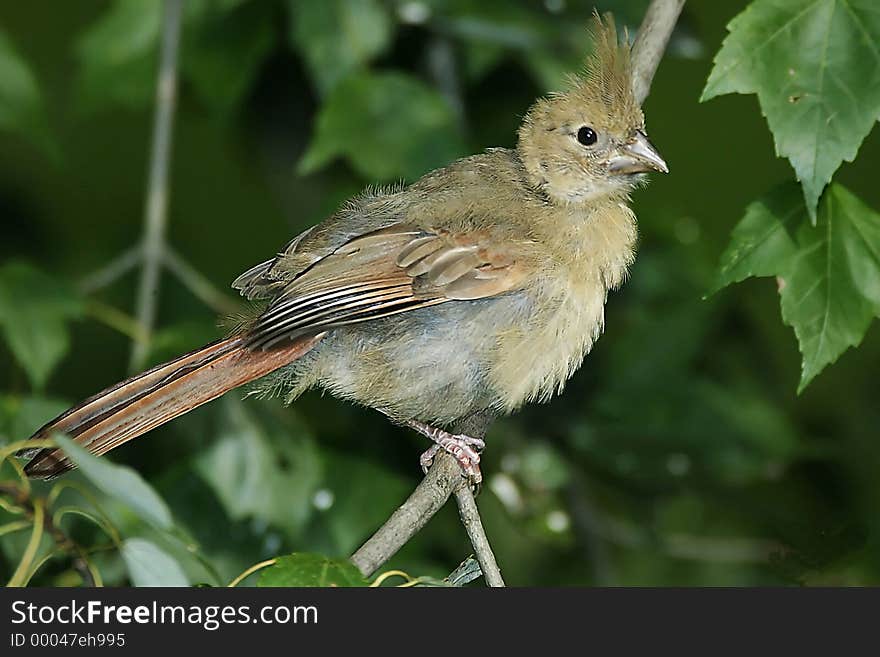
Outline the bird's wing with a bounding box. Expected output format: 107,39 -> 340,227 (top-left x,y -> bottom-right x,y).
231,224 -> 320,301
232,190 -> 409,301
243,223 -> 532,349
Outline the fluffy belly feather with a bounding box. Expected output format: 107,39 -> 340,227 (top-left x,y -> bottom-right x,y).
489,276 -> 607,412
284,274 -> 609,426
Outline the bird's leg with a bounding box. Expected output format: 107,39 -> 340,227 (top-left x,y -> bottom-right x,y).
406,420 -> 485,485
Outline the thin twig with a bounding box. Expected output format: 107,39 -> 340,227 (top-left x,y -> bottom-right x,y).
227,558 -> 277,588
79,1 -> 234,354
163,248 -> 242,315
129,0 -> 183,371
42,513 -> 100,587
356,1 -> 685,584
453,485 -> 505,586
7,498 -> 44,587
631,0 -> 685,105
85,300 -> 150,343
78,246 -> 142,295
351,452 -> 462,577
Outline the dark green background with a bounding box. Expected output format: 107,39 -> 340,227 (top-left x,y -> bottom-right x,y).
1,0 -> 878,586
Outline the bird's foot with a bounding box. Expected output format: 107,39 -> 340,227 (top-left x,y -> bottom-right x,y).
407,420 -> 485,486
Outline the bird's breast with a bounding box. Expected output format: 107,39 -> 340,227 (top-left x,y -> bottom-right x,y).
488,202 -> 637,412
488,273 -> 609,412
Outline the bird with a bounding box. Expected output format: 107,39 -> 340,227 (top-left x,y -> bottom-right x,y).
20,15 -> 667,485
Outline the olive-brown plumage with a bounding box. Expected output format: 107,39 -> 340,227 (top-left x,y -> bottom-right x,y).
22,16 -> 666,481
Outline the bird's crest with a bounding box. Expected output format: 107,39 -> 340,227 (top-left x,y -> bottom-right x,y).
565,13 -> 642,132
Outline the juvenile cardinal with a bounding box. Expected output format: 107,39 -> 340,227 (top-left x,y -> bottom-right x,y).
22,16 -> 667,484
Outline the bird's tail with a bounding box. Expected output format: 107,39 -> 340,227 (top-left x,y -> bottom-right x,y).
21,333 -> 323,479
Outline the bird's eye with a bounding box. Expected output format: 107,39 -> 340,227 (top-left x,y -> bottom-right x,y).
577,126 -> 597,146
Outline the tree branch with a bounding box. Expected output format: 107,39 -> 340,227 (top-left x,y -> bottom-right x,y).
453,485 -> 505,586
78,246 -> 142,295
129,0 -> 183,371
163,248 -> 241,315
351,452 -> 461,578
352,1 -> 683,585
78,1 -> 238,353
631,0 -> 685,106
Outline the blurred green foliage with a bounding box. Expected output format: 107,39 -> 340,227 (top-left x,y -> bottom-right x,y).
1,0 -> 879,586
0,262 -> 84,389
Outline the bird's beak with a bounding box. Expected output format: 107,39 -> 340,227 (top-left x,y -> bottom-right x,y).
608,130 -> 668,175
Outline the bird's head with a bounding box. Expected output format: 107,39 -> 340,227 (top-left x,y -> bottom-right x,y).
517,14 -> 667,206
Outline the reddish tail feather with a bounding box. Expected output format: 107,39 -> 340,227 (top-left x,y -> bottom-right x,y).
21,334 -> 323,479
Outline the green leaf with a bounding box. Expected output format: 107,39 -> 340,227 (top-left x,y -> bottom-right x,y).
462,42 -> 506,82
299,72 -> 465,180
57,435 -> 174,531
194,399 -> 322,537
424,0 -> 550,51
122,538 -> 190,586
0,262 -> 84,390
712,183 -> 880,391
710,185 -> 802,295
183,1 -> 276,113
445,556 -> 483,587
258,553 -> 367,587
419,0 -> 592,91
0,29 -> 53,155
75,0 -> 162,110
781,186 -> 880,390
289,0 -> 393,95
702,0 -> 880,220
0,395 -> 70,443
75,0 -> 259,111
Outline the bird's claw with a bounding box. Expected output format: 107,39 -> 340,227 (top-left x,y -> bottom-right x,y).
411,423 -> 484,488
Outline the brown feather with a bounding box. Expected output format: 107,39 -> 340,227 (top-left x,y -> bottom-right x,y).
23,334 -> 323,479
245,223 -> 531,349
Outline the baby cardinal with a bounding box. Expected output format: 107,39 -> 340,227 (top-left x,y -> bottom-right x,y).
22,16 -> 667,484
